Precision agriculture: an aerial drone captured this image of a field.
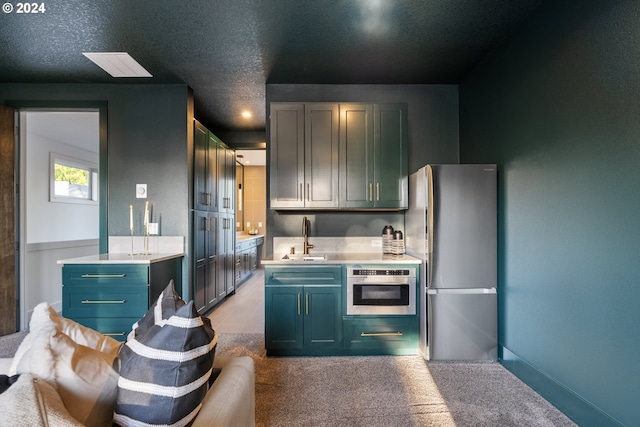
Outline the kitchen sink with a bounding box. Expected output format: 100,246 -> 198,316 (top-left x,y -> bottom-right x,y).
281,253 -> 326,261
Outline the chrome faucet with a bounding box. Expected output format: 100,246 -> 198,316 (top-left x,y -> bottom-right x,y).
302,216 -> 314,254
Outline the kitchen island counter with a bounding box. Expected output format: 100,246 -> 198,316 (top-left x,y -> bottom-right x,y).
57,252 -> 184,265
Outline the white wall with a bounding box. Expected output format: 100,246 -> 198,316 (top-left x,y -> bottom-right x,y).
20,111 -> 99,325
24,111 -> 99,243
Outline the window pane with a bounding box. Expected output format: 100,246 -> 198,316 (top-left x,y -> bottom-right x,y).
54,163 -> 90,199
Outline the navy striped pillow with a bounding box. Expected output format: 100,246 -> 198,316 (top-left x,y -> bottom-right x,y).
127,279 -> 185,341
114,301 -> 217,426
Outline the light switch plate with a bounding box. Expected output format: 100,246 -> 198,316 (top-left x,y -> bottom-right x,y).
136,184 -> 147,198
148,222 -> 159,235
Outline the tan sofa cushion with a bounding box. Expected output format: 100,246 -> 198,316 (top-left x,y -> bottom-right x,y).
192,355 -> 256,427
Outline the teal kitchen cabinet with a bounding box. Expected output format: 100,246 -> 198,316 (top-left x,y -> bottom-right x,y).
193,120 -> 218,212
265,266 -> 342,355
339,103 -> 408,209
62,259 -> 181,341
194,210 -> 218,313
269,103 -> 339,209
342,317 -> 418,356
192,119 -> 236,313
235,236 -> 263,286
217,213 -> 235,298
217,137 -> 235,214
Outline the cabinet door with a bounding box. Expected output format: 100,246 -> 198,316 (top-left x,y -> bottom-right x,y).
339,104 -> 374,208
374,104 -> 408,209
207,132 -> 219,211
270,103 -> 305,208
194,122 -> 217,211
265,285 -> 304,350
304,285 -> 342,350
194,211 -> 217,312
224,214 -> 236,293
206,214 -> 218,306
217,141 -> 235,213
216,213 -> 235,297
193,211 -> 208,311
304,103 -> 339,209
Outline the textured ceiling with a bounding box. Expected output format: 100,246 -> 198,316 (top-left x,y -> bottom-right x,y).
0,0 -> 542,131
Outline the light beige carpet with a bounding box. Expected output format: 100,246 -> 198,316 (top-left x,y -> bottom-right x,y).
215,333 -> 577,427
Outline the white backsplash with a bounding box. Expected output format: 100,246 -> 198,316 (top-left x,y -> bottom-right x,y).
273,236 -> 383,256
109,236 -> 184,255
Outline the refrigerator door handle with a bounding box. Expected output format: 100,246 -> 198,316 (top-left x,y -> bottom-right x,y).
427,288 -> 497,295
427,165 -> 434,287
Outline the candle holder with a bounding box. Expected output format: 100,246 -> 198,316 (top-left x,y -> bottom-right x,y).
129,228 -> 136,256
143,228 -> 150,255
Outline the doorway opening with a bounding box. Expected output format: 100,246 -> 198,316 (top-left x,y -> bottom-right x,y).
18,109 -> 101,329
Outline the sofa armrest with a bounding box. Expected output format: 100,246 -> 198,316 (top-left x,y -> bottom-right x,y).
192,356 -> 255,427
0,358 -> 12,376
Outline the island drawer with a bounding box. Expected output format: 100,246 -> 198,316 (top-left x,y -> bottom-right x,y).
62,265 -> 149,286
62,284 -> 149,319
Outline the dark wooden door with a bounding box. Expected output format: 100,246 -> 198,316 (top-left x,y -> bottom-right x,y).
0,105 -> 16,335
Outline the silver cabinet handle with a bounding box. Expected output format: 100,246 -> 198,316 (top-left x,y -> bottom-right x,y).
80,274 -> 126,278
376,182 -> 380,201
103,332 -> 126,337
81,300 -> 126,304
360,331 -> 403,337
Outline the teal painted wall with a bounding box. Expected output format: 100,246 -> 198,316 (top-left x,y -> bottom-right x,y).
460,1 -> 640,425
0,83 -> 195,299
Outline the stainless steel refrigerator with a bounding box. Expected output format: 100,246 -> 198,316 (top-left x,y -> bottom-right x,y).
405,164 -> 497,361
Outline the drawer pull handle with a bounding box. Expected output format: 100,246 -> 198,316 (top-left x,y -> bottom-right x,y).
103,332 -> 126,337
81,300 -> 126,304
80,274 -> 126,278
360,331 -> 403,337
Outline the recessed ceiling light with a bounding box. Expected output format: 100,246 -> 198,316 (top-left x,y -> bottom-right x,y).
82,52 -> 152,78
241,111 -> 252,118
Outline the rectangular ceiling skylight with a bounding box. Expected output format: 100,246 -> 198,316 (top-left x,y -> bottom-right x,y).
82,52 -> 152,78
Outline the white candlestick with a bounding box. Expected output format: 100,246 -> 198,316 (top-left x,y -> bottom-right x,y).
143,201 -> 149,227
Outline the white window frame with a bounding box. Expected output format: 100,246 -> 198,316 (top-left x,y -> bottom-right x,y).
49,152 -> 99,205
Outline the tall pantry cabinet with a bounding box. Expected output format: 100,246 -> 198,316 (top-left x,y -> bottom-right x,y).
193,120 -> 235,313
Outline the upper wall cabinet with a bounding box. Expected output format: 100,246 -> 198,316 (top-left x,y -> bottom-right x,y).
194,120 -> 217,211
270,103 -> 339,209
339,103 -> 408,209
217,139 -> 235,214
194,120 -> 235,213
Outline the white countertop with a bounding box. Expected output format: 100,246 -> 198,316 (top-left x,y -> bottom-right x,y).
262,252 -> 421,265
236,234 -> 264,241
57,252 -> 184,265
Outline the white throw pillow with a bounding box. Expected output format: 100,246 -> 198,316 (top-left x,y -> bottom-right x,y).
13,321 -> 120,427
9,302 -> 121,376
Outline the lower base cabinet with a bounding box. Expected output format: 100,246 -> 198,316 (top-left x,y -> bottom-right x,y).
62,259 -> 182,342
264,265 -> 419,356
265,266 -> 342,356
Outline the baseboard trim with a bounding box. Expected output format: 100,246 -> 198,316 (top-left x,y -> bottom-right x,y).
499,346 -> 623,427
